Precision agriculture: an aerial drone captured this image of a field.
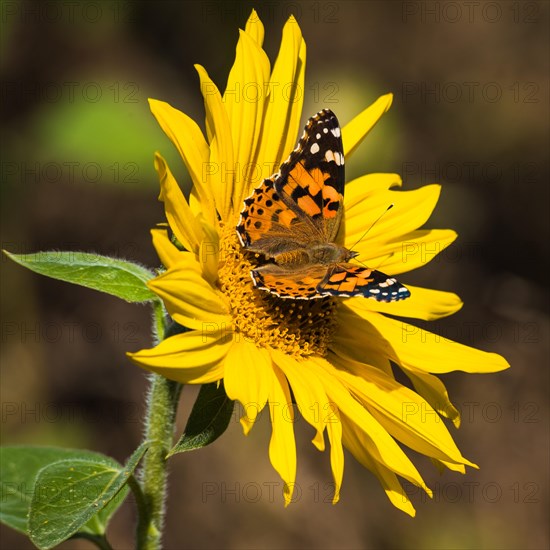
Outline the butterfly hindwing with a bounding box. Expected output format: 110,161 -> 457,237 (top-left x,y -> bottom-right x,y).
251,263 -> 410,302
250,264 -> 328,299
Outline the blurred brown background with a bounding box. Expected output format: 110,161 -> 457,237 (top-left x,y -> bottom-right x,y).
1,1 -> 548,549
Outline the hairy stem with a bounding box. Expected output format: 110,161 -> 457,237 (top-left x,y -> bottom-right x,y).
136,304 -> 182,549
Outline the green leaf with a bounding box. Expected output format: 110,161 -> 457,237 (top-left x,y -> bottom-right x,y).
4,250 -> 158,303
1,447 -> 114,535
28,443 -> 148,550
169,382 -> 234,455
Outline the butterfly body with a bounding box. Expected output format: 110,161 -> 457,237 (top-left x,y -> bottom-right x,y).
266,242 -> 352,268
236,109 -> 410,302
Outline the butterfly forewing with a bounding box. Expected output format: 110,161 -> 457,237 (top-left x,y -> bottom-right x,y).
236,177 -> 312,256
276,109 -> 345,242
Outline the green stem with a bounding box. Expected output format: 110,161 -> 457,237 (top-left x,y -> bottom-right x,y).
136,303 -> 182,550
128,475 -> 149,545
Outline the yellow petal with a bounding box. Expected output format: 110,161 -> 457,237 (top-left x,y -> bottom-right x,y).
353,229 -> 458,275
149,98 -> 216,226
341,417 -> 418,516
254,16 -> 305,173
309,357 -> 431,495
244,9 -> 264,46
151,227 -> 182,269
344,173 -> 403,210
325,405 -> 344,504
272,351 -> 328,451
223,340 -> 271,435
344,185 -> 442,248
223,29 -> 270,206
282,37 -> 306,167
154,153 -> 202,253
405,368 -> 461,428
336,305 -> 511,374
329,352 -> 476,469
331,337 -> 394,377
198,217 -> 221,286
267,364 -> 297,506
342,94 -> 393,159
195,65 -> 234,221
148,258 -> 231,331
345,285 -> 463,321
432,458 -> 466,474
127,329 -> 230,384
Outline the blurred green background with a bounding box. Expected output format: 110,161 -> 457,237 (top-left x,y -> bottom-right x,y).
1,1 -> 548,549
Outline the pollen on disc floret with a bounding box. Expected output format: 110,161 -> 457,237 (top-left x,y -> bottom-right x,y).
218,226 -> 338,358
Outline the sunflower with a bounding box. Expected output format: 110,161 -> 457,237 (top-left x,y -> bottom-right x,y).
128,10 -> 509,515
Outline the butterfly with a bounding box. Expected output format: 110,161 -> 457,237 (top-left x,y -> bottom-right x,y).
236,109 -> 410,302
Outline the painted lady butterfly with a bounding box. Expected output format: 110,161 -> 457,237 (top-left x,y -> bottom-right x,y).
236,109 -> 411,302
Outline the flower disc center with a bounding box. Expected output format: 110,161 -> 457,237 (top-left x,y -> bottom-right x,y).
218,226 -> 338,358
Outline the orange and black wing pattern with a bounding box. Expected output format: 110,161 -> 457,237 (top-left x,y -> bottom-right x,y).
236,176 -> 313,258
236,109 -> 345,255
251,263 -> 411,301
318,264 -> 410,301
276,109 -> 345,242
250,264 -> 329,299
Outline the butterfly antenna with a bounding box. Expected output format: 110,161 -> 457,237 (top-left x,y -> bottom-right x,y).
349,204 -> 394,251
353,252 -> 394,272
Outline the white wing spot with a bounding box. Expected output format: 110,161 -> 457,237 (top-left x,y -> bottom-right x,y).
331,127 -> 341,138
310,142 -> 320,154
323,128 -> 329,134
316,133 -> 321,139
325,150 -> 335,163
